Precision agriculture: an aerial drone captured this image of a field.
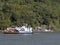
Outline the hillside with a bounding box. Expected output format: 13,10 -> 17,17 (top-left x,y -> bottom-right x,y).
0,0 -> 60,31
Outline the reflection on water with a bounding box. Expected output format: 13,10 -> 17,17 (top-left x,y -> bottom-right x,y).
0,33 -> 60,45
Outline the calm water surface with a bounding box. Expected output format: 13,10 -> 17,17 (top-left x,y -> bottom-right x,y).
0,33 -> 60,45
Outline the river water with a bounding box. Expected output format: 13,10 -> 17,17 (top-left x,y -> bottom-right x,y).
0,33 -> 60,45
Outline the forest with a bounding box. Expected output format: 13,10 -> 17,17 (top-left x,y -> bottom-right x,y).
0,0 -> 60,31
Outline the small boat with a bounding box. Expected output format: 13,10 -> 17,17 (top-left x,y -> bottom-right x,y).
3,26 -> 33,34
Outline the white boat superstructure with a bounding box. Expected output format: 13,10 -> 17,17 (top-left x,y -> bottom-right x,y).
15,26 -> 33,33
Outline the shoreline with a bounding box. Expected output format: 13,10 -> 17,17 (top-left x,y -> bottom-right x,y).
0,30 -> 4,32
0,30 -> 60,34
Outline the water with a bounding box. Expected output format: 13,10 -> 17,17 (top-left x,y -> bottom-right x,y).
0,33 -> 60,45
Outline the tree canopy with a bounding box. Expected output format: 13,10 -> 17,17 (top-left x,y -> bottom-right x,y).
0,0 -> 60,31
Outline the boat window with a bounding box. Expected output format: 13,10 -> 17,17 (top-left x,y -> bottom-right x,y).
20,28 -> 25,31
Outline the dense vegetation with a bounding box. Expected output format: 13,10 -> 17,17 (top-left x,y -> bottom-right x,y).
0,0 -> 60,31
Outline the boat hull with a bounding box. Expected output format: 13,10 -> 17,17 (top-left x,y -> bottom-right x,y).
3,32 -> 33,34
3,32 -> 19,34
